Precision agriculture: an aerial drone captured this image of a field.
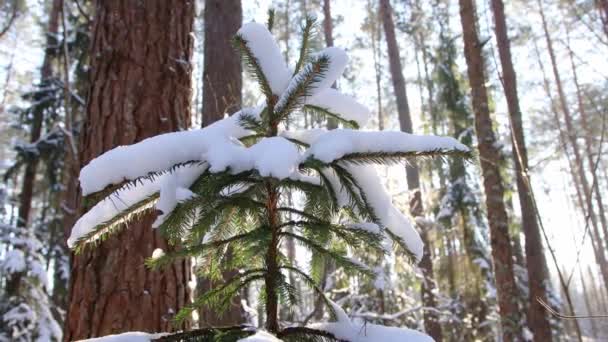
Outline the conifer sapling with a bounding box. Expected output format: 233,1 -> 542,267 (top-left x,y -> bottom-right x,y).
68,14 -> 469,342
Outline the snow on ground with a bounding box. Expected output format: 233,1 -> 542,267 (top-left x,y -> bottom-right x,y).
310,300 -> 434,342
237,331 -> 283,342
76,331 -> 169,342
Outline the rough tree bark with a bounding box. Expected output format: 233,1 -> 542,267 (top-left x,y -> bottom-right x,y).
490,0 -> 553,340
202,0 -> 242,126
65,1 -> 194,339
379,0 -> 443,340
6,0 -> 61,298
198,0 -> 244,327
458,0 -> 522,340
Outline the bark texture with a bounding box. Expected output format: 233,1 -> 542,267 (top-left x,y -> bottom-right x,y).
379,0 -> 442,340
458,0 -> 522,340
202,0 -> 242,125
197,0 -> 244,328
490,0 -> 553,340
65,1 -> 194,339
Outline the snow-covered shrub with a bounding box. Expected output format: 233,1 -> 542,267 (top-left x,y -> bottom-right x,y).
69,16 -> 468,342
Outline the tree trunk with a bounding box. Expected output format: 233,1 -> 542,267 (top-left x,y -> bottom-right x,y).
540,0 -> 608,306
566,26 -> 608,258
5,0 -> 61,298
490,1 -> 553,340
65,1 -> 194,339
202,0 -> 242,126
367,0 -> 384,131
458,0 -> 522,340
379,0 -> 443,340
197,0 -> 244,328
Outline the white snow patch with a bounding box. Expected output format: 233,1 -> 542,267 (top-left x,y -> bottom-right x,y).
348,166 -> 424,261
304,129 -> 469,163
206,137 -> 302,180
307,88 -> 371,127
77,331 -> 169,342
79,108 -> 261,196
238,331 -> 283,342
237,23 -> 290,95
1,249 -> 26,273
151,248 -> 164,260
310,301 -> 432,342
69,164 -> 207,248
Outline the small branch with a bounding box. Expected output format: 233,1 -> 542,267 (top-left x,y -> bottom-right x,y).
0,2 -> 18,39
538,297 -> 608,319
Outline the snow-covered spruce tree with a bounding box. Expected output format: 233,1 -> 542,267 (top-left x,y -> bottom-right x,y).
68,18 -> 469,341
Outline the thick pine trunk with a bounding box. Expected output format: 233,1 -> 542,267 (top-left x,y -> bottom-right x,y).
379,0 -> 443,340
490,0 -> 553,340
458,0 -> 522,340
65,1 -> 194,339
197,0 -> 244,328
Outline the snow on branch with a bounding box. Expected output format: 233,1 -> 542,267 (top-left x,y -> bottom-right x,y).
79,108 -> 261,196
307,300 -> 433,342
69,164 -> 207,248
302,129 -> 470,164
235,23 -> 290,95
305,88 -> 371,128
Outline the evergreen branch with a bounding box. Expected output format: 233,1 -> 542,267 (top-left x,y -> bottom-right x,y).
238,111 -> 265,134
233,34 -> 274,98
73,193 -> 159,252
384,229 -> 417,264
294,15 -> 318,74
278,327 -> 346,342
174,270 -> 265,323
279,265 -> 338,322
280,232 -> 374,277
274,55 -> 330,125
146,226 -> 267,270
267,8 -> 276,32
83,160 -> 204,208
303,105 -> 360,129
334,149 -> 472,166
153,325 -> 254,342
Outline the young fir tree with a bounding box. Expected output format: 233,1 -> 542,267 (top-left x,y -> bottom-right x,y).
67,16 -> 469,341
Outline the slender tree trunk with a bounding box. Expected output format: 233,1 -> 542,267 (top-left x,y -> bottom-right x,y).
197,0 -> 244,327
367,0 -> 384,131
566,27 -> 608,255
65,1 -> 194,339
458,0 -> 522,340
538,0 -> 607,270
533,37 -> 608,298
579,268 -> 598,338
490,1 -> 553,340
5,0 -> 61,299
379,0 -> 443,340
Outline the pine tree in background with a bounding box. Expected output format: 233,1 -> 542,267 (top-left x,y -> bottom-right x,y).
67,15 -> 469,341
432,15 -> 495,340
